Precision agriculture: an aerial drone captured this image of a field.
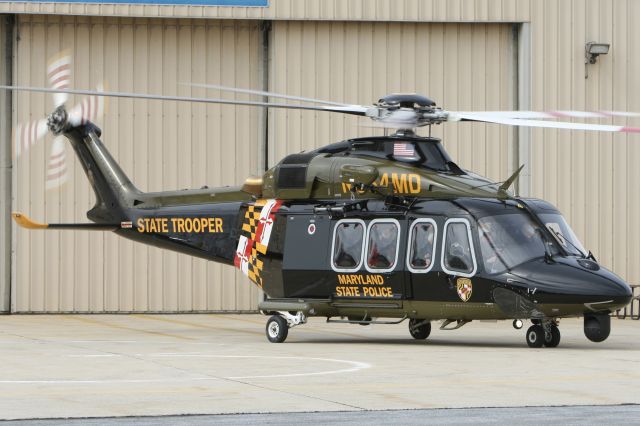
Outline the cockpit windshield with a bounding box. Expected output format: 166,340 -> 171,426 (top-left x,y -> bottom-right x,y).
478,214 -> 559,274
538,213 -> 587,257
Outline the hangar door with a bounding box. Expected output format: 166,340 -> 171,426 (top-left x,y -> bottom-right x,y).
269,22 -> 517,182
12,16 -> 264,312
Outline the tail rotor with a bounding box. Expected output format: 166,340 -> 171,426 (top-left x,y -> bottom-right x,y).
14,51 -> 105,190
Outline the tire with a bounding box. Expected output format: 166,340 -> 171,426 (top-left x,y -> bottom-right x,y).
266,315 -> 289,343
543,324 -> 561,348
526,324 -> 544,348
409,319 -> 431,340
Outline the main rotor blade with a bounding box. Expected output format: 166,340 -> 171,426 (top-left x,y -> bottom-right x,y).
0,85 -> 368,116
456,110 -> 640,120
186,82 -> 354,107
453,112 -> 640,133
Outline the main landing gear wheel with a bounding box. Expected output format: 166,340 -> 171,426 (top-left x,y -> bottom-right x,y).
526,325 -> 545,348
409,319 -> 432,340
543,324 -> 561,348
266,315 -> 289,343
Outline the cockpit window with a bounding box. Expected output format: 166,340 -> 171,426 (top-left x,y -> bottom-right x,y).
478,214 -> 559,273
539,214 -> 587,257
442,219 -> 476,276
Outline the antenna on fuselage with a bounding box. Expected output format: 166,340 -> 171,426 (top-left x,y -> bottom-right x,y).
498,164 -> 525,199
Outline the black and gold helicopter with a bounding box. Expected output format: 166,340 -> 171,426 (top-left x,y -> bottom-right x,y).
3,54 -> 637,348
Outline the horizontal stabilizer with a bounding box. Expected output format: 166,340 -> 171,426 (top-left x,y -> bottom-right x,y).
12,212 -> 122,231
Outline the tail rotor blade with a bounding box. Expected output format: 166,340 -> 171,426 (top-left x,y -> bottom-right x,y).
47,51 -> 71,108
46,137 -> 68,190
14,118 -> 48,158
68,84 -> 105,126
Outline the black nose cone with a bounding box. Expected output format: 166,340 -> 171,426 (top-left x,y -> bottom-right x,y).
509,258 -> 632,307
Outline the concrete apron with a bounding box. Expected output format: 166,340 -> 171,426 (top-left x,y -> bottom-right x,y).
0,314 -> 639,420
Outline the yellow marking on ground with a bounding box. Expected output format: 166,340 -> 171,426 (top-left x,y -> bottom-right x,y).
64,316 -> 194,341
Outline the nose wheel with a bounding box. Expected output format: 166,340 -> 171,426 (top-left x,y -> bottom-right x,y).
543,322 -> 561,347
525,321 -> 560,348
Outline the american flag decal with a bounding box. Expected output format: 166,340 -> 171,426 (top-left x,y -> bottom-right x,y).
393,142 -> 416,157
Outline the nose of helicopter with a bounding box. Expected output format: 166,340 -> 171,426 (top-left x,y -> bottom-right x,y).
507,258 -> 632,311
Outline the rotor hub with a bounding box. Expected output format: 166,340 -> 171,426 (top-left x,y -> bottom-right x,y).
47,106 -> 68,135
377,93 -> 436,110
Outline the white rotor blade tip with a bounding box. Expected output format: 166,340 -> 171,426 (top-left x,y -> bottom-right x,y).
14,118 -> 49,158
457,112 -> 640,133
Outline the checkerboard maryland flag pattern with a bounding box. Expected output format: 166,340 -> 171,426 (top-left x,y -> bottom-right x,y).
234,199 -> 283,287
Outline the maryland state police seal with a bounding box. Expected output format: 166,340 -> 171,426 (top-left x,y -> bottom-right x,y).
456,278 -> 472,302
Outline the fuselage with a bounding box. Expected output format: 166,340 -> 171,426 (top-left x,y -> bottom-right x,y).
119,195 -> 632,321
62,124 -> 632,322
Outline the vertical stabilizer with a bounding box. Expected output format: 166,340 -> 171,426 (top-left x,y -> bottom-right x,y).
63,124 -> 141,223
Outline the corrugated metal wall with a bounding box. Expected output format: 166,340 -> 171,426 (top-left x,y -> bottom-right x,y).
0,0 -> 532,23
528,0 -> 640,288
269,21 -> 516,181
12,15 -> 264,312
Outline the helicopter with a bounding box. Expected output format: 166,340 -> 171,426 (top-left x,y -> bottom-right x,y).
3,53 -> 637,348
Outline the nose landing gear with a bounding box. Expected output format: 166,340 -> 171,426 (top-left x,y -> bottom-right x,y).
542,321 -> 561,347
525,320 -> 560,348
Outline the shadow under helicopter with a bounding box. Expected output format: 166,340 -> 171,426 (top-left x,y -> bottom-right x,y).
283,334 -> 637,350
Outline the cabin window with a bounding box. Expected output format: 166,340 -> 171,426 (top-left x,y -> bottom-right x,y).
407,219 -> 437,273
331,219 -> 366,272
365,219 -> 401,273
441,218 -> 477,277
